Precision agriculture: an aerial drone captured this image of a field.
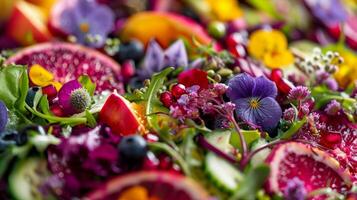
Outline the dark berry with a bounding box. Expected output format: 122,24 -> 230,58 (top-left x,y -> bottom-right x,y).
116,40 -> 144,63
42,84 -> 57,102
25,87 -> 40,107
121,60 -> 136,83
160,91 -> 174,107
118,135 -> 147,162
171,84 -> 186,98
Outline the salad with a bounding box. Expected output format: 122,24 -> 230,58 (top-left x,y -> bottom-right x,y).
0,0 -> 356,200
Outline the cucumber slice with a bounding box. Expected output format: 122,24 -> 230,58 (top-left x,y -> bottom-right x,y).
9,157 -> 49,200
205,130 -> 234,153
204,152 -> 243,192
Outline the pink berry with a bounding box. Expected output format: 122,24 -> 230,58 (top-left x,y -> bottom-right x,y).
142,153 -> 159,170
158,154 -> 173,170
171,84 -> 186,98
121,60 -> 136,83
160,91 -> 174,107
42,84 -> 58,102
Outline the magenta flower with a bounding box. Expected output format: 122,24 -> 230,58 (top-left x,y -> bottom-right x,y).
53,0 -> 114,47
58,80 -> 91,115
227,73 -> 282,131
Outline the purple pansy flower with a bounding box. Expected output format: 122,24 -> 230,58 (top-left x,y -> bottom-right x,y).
0,100 -> 8,132
304,0 -> 348,26
283,177 -> 307,200
227,73 -> 282,131
54,0 -> 114,47
138,40 -> 188,79
58,80 -> 91,115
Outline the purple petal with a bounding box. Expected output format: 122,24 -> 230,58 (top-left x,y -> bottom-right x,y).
0,100 -> 8,132
58,80 -> 82,114
139,40 -> 164,79
254,97 -> 282,130
227,73 -> 255,100
305,0 -> 347,26
164,40 -> 188,68
233,98 -> 257,125
252,76 -> 277,98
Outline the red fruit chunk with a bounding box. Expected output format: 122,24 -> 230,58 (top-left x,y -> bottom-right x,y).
6,1 -> 52,46
266,142 -> 352,199
270,69 -> 294,95
5,42 -> 123,93
160,91 -> 174,107
85,171 -> 210,200
171,84 -> 186,98
99,93 -> 140,136
121,60 -> 135,83
50,103 -> 65,117
178,69 -> 209,89
319,132 -> 342,149
226,33 -> 247,58
42,84 -> 57,102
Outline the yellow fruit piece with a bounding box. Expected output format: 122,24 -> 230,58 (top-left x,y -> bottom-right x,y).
117,186 -> 149,200
51,81 -> 62,91
29,64 -> 54,86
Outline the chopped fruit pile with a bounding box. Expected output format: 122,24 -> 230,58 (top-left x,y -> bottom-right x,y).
0,0 -> 356,200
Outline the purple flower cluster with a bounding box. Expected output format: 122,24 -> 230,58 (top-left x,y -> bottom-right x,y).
288,86 -> 311,101
325,100 -> 341,115
283,177 -> 307,200
227,73 -> 282,131
169,84 -> 234,121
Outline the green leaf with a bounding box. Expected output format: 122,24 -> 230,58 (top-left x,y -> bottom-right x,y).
85,109 -> 97,128
78,75 -> 96,96
230,165 -> 270,200
39,95 -> 51,116
32,90 -> 43,110
145,67 -> 174,130
0,150 -> 14,178
247,0 -> 281,19
230,129 -> 260,152
0,65 -> 29,112
279,117 -> 307,139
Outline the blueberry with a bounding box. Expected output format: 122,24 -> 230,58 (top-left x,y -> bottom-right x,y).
118,135 -> 147,162
25,87 -> 40,107
116,40 -> 144,63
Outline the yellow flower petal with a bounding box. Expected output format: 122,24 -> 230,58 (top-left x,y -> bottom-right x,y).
334,50 -> 357,88
248,29 -> 288,59
29,64 -> 54,86
205,0 -> 243,21
51,81 -> 62,91
263,50 -> 294,69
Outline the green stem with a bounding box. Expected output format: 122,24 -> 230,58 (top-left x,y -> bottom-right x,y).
148,142 -> 191,176
25,104 -> 87,124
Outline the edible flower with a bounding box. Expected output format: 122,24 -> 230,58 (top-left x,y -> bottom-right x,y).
53,0 -> 114,47
305,0 -> 347,26
58,80 -> 91,115
248,29 -> 294,68
227,73 -> 282,131
204,0 -> 243,21
139,40 -> 188,79
29,64 -> 62,90
0,100 -> 8,133
333,49 -> 357,88
282,177 -> 307,200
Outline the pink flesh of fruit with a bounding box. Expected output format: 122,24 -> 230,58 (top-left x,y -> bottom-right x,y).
5,42 -> 123,93
266,142 -> 352,199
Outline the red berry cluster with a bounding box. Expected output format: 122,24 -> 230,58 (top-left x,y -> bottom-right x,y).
160,83 -> 187,108
40,85 -> 66,117
142,153 -> 182,174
